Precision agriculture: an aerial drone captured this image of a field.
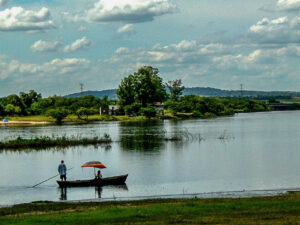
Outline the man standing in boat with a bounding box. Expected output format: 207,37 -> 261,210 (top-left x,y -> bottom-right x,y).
58,160 -> 67,181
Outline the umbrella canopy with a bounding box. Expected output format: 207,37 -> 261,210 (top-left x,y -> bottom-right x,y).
81,161 -> 106,169
2,118 -> 8,122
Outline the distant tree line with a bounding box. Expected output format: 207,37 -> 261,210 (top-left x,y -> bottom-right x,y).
116,66 -> 270,119
0,66 -> 272,122
0,90 -> 114,123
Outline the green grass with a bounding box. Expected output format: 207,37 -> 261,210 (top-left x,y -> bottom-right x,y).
1,193 -> 300,224
6,115 -> 151,123
6,115 -> 55,122
0,134 -> 111,150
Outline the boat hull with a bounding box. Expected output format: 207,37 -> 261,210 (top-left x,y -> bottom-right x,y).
57,174 -> 128,188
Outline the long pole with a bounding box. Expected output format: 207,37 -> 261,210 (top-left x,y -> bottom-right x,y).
30,167 -> 74,188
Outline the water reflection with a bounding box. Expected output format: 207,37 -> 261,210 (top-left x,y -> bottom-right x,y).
119,121 -> 166,151
58,185 -> 128,200
59,187 -> 67,200
95,186 -> 102,198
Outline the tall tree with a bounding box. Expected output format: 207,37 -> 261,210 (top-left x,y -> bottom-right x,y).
117,66 -> 167,108
166,79 -> 185,101
19,90 -> 42,108
117,74 -> 136,107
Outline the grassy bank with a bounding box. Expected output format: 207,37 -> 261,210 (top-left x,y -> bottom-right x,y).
1,193 -> 300,224
5,115 -> 152,123
0,134 -> 111,150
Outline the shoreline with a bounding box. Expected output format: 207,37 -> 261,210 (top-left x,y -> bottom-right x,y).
2,186 -> 300,208
1,110 -> 298,126
1,192 -> 300,224
0,121 -> 53,125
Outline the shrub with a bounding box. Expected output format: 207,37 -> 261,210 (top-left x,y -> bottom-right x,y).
46,108 -> 69,124
141,106 -> 157,119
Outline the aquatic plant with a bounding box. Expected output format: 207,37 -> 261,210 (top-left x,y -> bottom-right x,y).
0,134 -> 111,150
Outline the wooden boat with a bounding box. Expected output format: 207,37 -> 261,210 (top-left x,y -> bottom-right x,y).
57,174 -> 128,188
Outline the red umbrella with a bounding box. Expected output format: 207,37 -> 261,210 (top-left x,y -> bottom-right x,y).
81,161 -> 106,169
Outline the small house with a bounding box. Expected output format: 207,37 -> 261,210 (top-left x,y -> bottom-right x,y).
100,105 -> 119,115
109,105 -> 119,115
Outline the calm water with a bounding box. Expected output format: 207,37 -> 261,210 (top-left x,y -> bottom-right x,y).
1,111 -> 300,205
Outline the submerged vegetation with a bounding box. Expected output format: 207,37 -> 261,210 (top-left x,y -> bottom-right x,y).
0,134 -> 111,150
1,193 -> 300,224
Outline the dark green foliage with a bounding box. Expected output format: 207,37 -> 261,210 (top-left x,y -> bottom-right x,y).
76,107 -> 96,121
141,106 -> 157,119
4,104 -> 21,115
19,90 -> 41,114
124,102 -> 142,116
117,74 -> 136,107
0,90 -> 113,117
166,79 -> 185,101
165,95 -> 268,117
0,104 -> 4,116
0,134 -> 111,150
117,66 -> 167,108
46,108 -> 69,124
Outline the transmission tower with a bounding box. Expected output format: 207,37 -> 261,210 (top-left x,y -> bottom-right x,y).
240,84 -> 243,98
80,83 -> 84,96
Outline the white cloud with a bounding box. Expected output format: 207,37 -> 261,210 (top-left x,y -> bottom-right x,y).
87,0 -> 176,23
0,7 -> 55,32
109,40 -> 231,65
63,37 -> 92,53
0,0 -> 9,7
31,40 -> 62,52
277,0 -> 300,11
0,57 -> 91,80
117,24 -> 136,35
248,16 -> 300,43
42,58 -> 91,74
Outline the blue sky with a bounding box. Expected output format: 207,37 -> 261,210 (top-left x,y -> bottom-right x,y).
0,0 -> 300,96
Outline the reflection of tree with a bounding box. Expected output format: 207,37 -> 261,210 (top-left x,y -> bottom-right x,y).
119,121 -> 166,151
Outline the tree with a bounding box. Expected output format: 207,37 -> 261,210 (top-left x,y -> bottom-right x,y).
166,79 -> 185,101
134,66 -> 167,106
0,104 -> 4,116
19,90 -> 42,109
76,107 -> 94,121
117,66 -> 167,109
4,104 -> 21,115
46,108 -> 69,124
4,95 -> 25,115
117,74 -> 136,107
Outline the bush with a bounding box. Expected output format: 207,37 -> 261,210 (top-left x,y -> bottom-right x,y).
76,107 -> 95,121
4,104 -> 21,116
124,103 -> 142,116
46,108 -> 69,124
141,106 -> 157,119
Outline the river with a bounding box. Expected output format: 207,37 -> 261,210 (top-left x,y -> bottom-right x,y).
1,111 -> 300,205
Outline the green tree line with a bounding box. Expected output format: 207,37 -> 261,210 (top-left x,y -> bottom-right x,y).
0,90 -> 113,123
0,66 -> 270,122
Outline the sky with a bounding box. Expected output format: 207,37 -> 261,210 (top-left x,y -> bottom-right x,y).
1,0 -> 300,97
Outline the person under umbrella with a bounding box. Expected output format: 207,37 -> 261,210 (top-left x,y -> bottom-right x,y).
81,161 -> 106,179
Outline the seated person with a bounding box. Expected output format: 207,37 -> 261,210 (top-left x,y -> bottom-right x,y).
95,170 -> 102,180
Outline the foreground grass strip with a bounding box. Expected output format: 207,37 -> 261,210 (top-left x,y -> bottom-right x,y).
1,193 -> 300,224
0,134 -> 111,150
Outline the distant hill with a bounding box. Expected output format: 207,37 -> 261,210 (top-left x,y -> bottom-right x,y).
65,87 -> 300,99
65,89 -> 117,99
